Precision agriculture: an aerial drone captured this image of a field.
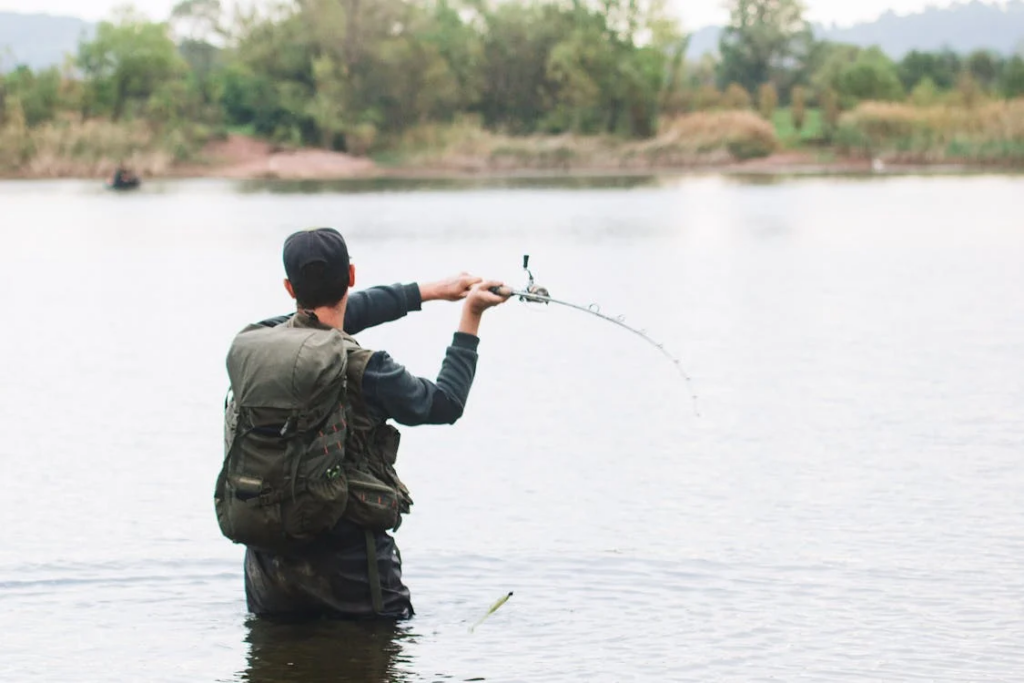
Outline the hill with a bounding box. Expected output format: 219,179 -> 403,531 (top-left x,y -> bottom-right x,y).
0,12 -> 94,71
688,1 -> 1024,59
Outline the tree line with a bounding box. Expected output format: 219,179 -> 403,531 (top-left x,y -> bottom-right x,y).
2,0 -> 1024,155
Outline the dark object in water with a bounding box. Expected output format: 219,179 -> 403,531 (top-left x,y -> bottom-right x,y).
107,169 -> 141,191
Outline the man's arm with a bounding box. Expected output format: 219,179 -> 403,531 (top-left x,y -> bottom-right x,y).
344,284 -> 423,335
361,281 -> 509,427
345,275 -> 486,333
258,275 -> 484,332
362,333 -> 480,426
255,284 -> 418,331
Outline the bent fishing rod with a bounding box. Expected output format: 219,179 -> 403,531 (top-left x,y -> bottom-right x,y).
490,256 -> 700,417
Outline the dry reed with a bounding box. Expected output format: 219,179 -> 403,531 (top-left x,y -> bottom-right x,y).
389,111 -> 778,171
837,100 -> 1024,163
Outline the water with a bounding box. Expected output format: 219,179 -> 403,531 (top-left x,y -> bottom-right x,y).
1,174 -> 1022,682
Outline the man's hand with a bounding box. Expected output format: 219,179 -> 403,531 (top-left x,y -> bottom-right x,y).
421,273 -> 483,302
464,281 -> 510,315
459,281 -> 510,336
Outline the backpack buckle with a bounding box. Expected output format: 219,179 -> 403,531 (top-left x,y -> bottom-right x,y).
258,489 -> 283,507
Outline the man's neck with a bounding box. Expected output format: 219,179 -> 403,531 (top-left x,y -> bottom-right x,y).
302,301 -> 347,330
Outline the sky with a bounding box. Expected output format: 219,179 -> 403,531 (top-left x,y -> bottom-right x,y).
0,0 -> 1004,29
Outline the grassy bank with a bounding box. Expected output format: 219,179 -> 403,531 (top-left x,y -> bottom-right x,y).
377,112 -> 779,172
0,118 -> 214,177
772,108 -> 825,146
835,100 -> 1024,164
4,101 -> 1024,179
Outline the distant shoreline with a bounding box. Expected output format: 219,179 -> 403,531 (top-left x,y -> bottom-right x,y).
2,154 -> 1016,184
3,133 -> 1022,183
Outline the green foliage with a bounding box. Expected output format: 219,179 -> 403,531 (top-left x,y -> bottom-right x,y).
790,85 -> 806,131
3,65 -> 62,126
77,10 -> 186,120
773,106 -> 821,144
966,50 -> 1001,89
758,82 -> 778,120
815,46 -> 903,108
718,0 -> 813,93
898,49 -> 962,91
6,0 -> 1024,175
477,2 -> 565,133
1002,56 -> 1024,98
306,55 -> 347,149
910,77 -> 941,106
838,48 -> 904,104
820,87 -> 840,138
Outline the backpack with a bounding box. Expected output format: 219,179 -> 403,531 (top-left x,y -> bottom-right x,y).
215,321 -> 351,554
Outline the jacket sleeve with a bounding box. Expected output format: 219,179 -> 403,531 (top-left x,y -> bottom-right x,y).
344,283 -> 423,335
255,283 -> 422,332
360,333 -> 480,426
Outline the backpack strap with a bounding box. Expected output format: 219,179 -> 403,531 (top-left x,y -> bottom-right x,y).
364,529 -> 384,614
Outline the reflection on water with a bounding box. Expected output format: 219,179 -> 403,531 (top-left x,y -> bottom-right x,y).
242,618 -> 413,683
233,174 -> 666,194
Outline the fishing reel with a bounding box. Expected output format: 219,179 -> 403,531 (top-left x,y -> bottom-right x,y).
491,255 -> 550,302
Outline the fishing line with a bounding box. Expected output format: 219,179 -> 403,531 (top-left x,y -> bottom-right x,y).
492,256 -> 700,418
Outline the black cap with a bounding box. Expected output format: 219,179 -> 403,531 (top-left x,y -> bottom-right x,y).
283,227 -> 350,290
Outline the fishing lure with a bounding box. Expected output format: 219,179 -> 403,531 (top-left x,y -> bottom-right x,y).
492,256 -> 700,417
469,591 -> 514,633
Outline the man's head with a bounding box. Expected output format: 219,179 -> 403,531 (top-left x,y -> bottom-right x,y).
282,227 -> 355,310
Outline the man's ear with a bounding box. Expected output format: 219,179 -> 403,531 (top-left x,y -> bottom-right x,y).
349,264 -> 356,288
284,279 -> 296,300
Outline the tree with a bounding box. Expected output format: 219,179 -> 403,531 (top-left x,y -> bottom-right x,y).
758,82 -> 778,120
1001,55 -> 1024,98
718,0 -> 813,94
954,71 -> 983,108
898,49 -> 961,91
836,48 -> 904,105
820,87 -> 839,138
722,82 -> 752,109
546,25 -> 612,132
910,77 -> 940,106
305,55 -> 347,148
815,46 -> 903,107
477,2 -> 565,132
77,10 -> 186,120
4,66 -> 62,127
790,84 -> 806,131
171,0 -> 225,43
966,50 -> 1001,90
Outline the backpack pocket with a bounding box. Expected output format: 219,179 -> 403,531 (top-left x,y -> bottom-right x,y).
215,473 -> 287,552
343,470 -> 400,532
283,474 -> 349,540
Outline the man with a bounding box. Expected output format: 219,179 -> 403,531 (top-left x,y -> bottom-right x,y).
223,227 -> 508,621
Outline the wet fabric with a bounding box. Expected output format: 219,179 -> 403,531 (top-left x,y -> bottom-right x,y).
244,520 -> 413,620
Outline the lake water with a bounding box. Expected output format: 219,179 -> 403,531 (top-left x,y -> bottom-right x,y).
1,174 -> 1022,682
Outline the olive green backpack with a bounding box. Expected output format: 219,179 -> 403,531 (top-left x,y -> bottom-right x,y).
215,321 -> 353,554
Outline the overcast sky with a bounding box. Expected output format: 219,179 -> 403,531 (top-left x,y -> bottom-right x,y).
0,0 -> 997,29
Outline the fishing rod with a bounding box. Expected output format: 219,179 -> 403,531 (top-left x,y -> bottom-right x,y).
490,256 -> 700,417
